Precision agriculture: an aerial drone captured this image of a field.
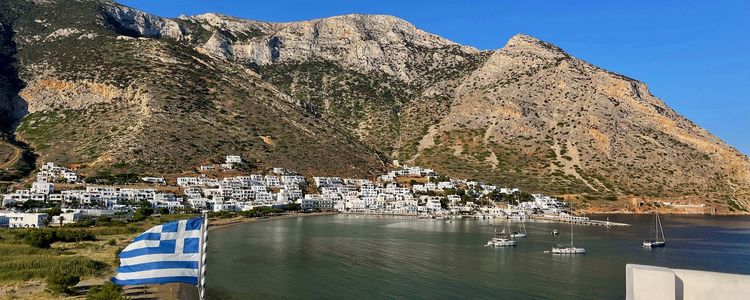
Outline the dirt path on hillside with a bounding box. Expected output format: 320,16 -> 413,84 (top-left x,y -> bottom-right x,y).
0,142 -> 22,169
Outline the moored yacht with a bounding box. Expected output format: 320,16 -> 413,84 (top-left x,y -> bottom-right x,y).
486,237 -> 518,247
486,222 -> 517,247
551,219 -> 585,254
510,222 -> 527,238
551,245 -> 586,254
643,212 -> 666,248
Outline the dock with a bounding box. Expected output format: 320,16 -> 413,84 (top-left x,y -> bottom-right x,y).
529,214 -> 630,227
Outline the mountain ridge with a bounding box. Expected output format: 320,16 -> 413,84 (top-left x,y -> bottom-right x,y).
0,0 -> 748,212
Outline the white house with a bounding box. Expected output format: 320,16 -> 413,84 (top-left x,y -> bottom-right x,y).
177,177 -> 200,187
141,177 -> 166,184
412,184 -> 428,193
264,176 -> 281,188
301,195 -> 333,211
31,182 -> 55,195
225,155 -> 243,164
38,162 -> 80,183
62,172 -> 78,183
426,198 -> 443,211
51,211 -> 86,225
0,212 -> 49,228
3,189 -> 31,205
447,195 -> 462,206
437,181 -> 455,190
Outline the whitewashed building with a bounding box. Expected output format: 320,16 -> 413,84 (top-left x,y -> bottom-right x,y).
226,155 -> 243,164
0,212 -> 49,228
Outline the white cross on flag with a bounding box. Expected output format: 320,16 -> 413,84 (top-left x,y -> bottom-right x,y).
112,217 -> 205,285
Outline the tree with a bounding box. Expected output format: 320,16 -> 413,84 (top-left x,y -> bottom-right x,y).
68,199 -> 81,209
286,203 -> 301,211
132,205 -> 154,221
45,207 -> 62,216
440,197 -> 449,209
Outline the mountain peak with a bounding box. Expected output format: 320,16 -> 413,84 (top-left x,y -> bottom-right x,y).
507,33 -> 541,44
502,33 -> 567,57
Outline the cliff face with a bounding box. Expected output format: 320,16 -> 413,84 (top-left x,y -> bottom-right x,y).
1,0 -> 748,209
179,13 -> 479,82
0,13 -> 26,130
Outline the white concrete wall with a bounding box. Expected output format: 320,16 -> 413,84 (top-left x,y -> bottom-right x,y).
627,264 -> 750,300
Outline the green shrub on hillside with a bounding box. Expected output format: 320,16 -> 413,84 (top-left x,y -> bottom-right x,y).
46,272 -> 80,295
16,229 -> 97,248
86,282 -> 124,300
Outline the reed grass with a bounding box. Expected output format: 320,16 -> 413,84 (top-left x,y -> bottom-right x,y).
0,243 -> 107,282
0,214 -> 199,283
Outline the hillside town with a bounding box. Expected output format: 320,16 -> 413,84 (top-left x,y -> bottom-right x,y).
1,156 -> 569,228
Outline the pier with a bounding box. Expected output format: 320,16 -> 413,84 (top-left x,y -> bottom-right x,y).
529,214 -> 630,227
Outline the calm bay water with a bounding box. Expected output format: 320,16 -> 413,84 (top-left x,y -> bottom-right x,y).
205,214 -> 750,299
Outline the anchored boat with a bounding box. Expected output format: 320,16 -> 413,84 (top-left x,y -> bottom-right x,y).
510,222 -> 527,238
486,223 -> 518,247
643,212 -> 666,248
551,220 -> 585,254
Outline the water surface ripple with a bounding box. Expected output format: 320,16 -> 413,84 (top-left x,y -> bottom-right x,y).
206,214 -> 750,299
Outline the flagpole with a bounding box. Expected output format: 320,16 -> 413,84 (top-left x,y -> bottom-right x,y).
198,212 -> 208,300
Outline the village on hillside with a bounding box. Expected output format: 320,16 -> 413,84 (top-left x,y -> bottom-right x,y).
1,155 -> 576,228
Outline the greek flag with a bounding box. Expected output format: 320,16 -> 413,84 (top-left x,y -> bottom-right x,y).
112,217 -> 205,285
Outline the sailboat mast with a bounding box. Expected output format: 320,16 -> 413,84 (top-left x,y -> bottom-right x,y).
570,220 -> 574,247
658,213 -> 666,242
508,221 -> 513,240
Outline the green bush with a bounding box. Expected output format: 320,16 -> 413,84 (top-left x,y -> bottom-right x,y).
16,229 -> 96,248
22,230 -> 56,248
44,207 -> 62,217
239,207 -> 283,218
46,272 -> 80,295
208,211 -> 237,219
132,206 -> 154,222
86,282 -> 123,300
54,230 -> 96,243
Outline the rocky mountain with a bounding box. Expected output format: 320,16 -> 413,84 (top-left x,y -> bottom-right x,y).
0,0 -> 748,211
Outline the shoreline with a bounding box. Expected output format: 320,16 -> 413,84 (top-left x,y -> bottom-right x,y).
206,210 -> 750,232
208,212 -> 337,230
579,210 -> 750,216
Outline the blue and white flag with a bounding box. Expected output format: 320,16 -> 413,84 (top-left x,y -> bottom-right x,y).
112,217 -> 205,285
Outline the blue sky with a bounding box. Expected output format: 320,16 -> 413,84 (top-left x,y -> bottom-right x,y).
120,0 -> 750,155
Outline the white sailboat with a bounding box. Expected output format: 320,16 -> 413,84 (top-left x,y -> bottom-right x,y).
486,222 -> 518,247
510,222 -> 527,238
551,220 -> 586,254
643,212 -> 666,248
